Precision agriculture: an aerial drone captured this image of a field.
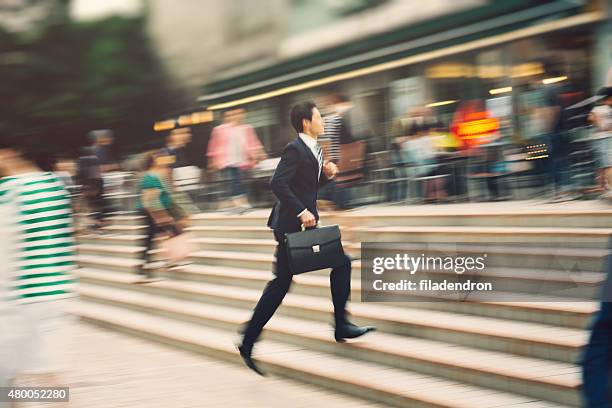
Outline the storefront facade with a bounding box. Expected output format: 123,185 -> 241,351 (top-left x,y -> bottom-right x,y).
191,0 -> 609,156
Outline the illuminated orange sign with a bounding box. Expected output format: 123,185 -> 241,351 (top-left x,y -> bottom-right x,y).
450,100 -> 500,148
154,120 -> 176,132
154,111 -> 213,132
457,118 -> 500,140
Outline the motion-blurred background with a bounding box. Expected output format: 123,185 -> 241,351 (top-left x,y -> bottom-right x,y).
1,2 -> 612,407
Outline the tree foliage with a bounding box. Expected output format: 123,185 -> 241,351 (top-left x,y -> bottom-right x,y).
0,14 -> 180,155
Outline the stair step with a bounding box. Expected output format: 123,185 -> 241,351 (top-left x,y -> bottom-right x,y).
190,213 -> 270,227
102,225 -> 148,234
352,226 -> 612,236
106,215 -> 145,226
78,283 -> 581,405
102,225 -> 147,232
75,269 -> 587,363
347,242 -> 608,272
77,244 -> 145,256
189,239 -> 606,271
186,226 -> 274,239
342,208 -> 612,228
190,248 -> 604,285
76,301 -> 571,408
188,205 -> 612,228
77,255 -> 143,273
349,226 -> 612,248
76,244 -> 167,262
191,237 -> 277,253
189,250 -> 274,270
349,243 -> 609,258
355,266 -> 603,301
166,264 -> 596,329
78,234 -> 146,246
186,251 -> 603,299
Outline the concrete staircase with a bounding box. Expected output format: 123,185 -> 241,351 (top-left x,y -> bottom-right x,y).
75,204 -> 612,408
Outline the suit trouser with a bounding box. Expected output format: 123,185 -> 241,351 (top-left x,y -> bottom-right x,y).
241,231 -> 352,349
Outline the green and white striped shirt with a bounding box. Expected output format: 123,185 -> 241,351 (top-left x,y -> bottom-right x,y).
0,172 -> 77,304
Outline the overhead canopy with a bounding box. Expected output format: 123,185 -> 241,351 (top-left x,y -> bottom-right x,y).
198,0 -> 595,110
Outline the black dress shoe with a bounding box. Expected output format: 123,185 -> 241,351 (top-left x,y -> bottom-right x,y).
237,344 -> 266,376
334,322 -> 376,343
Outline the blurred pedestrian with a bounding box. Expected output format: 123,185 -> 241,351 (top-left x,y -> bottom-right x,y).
0,126 -> 77,397
582,303 -> 612,407
0,187 -> 17,394
402,123 -> 446,202
390,107 -> 420,202
163,127 -> 193,169
76,144 -> 109,231
589,87 -> 612,198
518,67 -> 575,201
318,94 -> 357,209
482,144 -> 508,201
407,106 -> 440,134
582,237 -> 612,407
321,93 -> 355,164
518,76 -> 555,192
53,159 -> 76,192
544,76 -> 576,202
390,107 -> 414,146
89,129 -> 119,172
206,108 -> 266,213
162,127 -> 199,216
76,130 -> 122,230
136,152 -> 185,282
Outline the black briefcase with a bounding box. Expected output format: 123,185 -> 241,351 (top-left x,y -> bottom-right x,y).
285,225 -> 346,275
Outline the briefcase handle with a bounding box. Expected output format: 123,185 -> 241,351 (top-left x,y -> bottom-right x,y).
301,221 -> 320,231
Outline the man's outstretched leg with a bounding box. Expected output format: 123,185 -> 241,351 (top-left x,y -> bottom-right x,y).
330,254 -> 376,342
238,243 -> 293,375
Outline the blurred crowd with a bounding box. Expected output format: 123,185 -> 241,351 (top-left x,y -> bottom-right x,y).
43,83 -> 611,230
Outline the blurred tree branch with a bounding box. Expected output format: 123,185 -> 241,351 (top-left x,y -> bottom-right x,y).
0,9 -> 181,155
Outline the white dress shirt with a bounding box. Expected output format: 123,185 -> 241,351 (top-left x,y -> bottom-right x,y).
297,133 -> 323,218
299,133 -> 320,160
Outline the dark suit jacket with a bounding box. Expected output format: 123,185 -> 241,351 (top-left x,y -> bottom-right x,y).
267,136 -> 330,236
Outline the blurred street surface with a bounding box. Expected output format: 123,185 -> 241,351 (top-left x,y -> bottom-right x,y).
57,321 -> 385,408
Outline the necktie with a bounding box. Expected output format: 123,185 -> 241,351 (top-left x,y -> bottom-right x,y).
315,144 -> 323,178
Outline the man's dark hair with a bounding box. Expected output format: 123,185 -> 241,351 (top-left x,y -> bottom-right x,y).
290,101 -> 317,133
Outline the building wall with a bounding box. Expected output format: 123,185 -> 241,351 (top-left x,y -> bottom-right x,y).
145,0 -> 286,94
592,0 -> 611,89
279,0 -> 484,59
145,0 -> 485,97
